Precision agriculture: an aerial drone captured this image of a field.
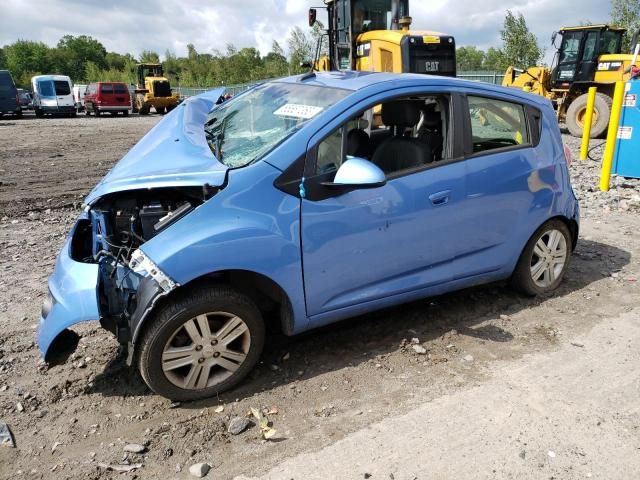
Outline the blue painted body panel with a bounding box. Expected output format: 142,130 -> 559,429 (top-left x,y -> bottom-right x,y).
85,88 -> 226,205
613,79 -> 640,179
37,212 -> 100,354
38,72 -> 579,359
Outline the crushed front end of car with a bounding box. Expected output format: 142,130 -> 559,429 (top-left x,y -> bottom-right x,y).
38,88 -> 226,364
38,186 -> 215,364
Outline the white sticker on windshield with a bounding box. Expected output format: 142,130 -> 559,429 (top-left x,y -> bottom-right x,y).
273,103 -> 323,119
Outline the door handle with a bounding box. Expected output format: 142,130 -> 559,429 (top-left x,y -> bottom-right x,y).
429,190 -> 451,206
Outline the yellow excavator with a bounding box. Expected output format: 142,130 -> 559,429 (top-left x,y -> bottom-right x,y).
133,63 -> 179,115
309,0 -> 456,77
503,25 -> 639,137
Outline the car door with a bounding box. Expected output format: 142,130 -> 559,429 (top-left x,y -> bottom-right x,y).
453,92 -> 538,278
300,92 -> 466,319
54,79 -> 74,108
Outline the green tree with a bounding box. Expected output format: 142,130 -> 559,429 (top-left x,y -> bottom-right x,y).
288,26 -> 314,73
500,10 -> 542,69
483,47 -> 508,71
456,46 -> 486,71
56,35 -> 107,81
139,50 -> 160,63
3,40 -> 53,86
611,0 -> 640,51
263,41 -> 289,77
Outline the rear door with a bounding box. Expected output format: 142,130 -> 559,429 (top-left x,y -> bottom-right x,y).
453,92 -> 537,278
54,79 -> 74,107
0,71 -> 18,111
112,83 -> 130,108
99,83 -> 130,108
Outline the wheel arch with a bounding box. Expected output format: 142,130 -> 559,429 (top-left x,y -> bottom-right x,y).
129,269 -> 295,360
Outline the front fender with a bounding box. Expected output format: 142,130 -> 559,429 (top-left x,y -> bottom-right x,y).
37,213 -> 100,360
139,161 -> 308,333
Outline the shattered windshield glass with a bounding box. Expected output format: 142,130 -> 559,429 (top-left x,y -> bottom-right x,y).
204,82 -> 350,168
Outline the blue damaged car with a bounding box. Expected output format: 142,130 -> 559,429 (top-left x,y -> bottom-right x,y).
38,71 -> 579,400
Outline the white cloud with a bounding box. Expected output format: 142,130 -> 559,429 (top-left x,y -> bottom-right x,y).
0,0 -> 612,62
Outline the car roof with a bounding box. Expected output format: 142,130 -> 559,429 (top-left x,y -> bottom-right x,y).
32,74 -> 72,81
275,71 -> 551,107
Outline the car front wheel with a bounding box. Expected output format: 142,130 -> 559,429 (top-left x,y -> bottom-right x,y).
138,285 -> 265,401
510,219 -> 572,296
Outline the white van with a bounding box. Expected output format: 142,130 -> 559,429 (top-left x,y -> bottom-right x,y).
31,75 -> 76,117
73,84 -> 87,112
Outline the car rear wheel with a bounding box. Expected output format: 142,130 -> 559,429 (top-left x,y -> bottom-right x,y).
122,110 -> 129,116
156,106 -> 166,115
510,219 -> 572,296
138,285 -> 265,401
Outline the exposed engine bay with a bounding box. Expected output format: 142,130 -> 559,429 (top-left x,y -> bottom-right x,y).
89,187 -> 208,262
69,186 -> 213,351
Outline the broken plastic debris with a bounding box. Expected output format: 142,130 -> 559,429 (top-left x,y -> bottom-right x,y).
98,463 -> 143,473
250,407 -> 277,440
0,423 -> 16,448
214,405 -> 224,413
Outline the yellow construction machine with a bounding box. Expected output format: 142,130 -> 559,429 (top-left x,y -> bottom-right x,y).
309,0 -> 456,77
133,63 -> 179,115
503,25 -> 639,137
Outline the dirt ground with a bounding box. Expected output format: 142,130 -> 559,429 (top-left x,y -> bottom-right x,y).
0,112 -> 639,480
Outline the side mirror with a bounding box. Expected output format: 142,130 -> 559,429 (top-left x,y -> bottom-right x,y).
309,8 -> 317,27
321,157 -> 386,189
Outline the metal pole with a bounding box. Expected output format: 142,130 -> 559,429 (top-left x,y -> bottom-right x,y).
580,87 -> 598,160
600,81 -> 625,192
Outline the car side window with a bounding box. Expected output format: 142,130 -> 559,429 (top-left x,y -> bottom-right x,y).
466,96 -> 529,154
314,94 -> 451,177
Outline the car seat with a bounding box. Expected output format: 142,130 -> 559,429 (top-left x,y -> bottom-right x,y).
371,101 -> 432,174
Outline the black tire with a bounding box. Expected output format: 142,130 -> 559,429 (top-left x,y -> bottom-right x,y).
156,106 -> 166,115
15,111 -> 22,119
95,109 -> 101,117
35,108 -> 44,118
510,219 -> 572,296
138,285 -> 265,401
566,92 -> 611,139
122,110 -> 129,116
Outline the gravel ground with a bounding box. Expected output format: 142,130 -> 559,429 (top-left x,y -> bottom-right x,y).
0,113 -> 639,479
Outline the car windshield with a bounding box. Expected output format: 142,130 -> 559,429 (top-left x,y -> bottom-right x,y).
204,82 -> 350,168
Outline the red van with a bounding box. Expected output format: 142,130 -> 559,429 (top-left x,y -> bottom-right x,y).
84,82 -> 130,116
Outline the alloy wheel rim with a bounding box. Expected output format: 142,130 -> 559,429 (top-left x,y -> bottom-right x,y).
530,229 -> 568,288
162,312 -> 251,390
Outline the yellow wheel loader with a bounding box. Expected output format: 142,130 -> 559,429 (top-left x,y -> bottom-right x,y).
133,63 -> 179,115
309,0 -> 456,77
503,25 -> 639,138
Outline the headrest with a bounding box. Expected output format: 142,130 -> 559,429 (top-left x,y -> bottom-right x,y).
421,107 -> 441,129
381,100 -> 421,127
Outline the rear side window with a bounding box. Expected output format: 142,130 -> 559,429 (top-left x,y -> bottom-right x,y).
0,72 -> 16,93
54,80 -> 71,96
114,84 -> 128,94
466,96 -> 529,153
101,84 -> 114,94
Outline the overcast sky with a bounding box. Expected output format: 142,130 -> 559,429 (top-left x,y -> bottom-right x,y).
0,0 -> 612,61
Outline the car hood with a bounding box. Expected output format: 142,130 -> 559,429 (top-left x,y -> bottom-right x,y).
85,88 -> 226,205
